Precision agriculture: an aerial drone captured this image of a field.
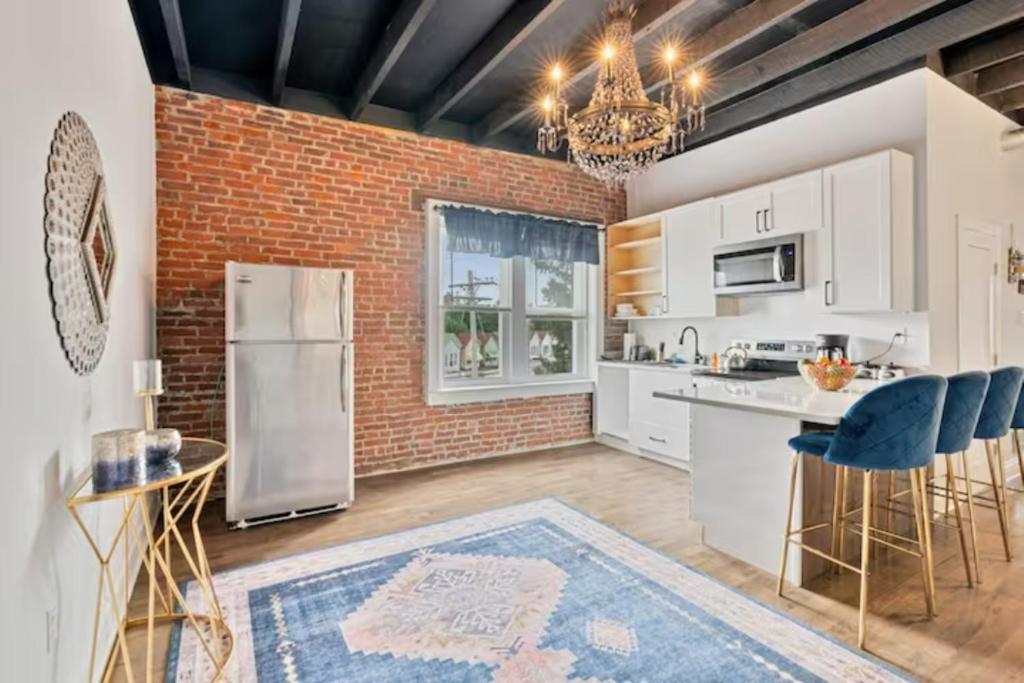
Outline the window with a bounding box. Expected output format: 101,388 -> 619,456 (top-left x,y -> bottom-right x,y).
426,200 -> 597,405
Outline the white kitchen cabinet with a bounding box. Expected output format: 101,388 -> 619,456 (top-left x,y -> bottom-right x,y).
627,369 -> 691,465
768,170 -> 822,237
719,170 -> 822,244
818,150 -> 914,313
720,187 -> 769,244
595,364 -> 630,440
662,202 -> 737,318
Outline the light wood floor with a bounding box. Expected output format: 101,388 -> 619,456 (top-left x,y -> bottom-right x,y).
115,442 -> 1024,682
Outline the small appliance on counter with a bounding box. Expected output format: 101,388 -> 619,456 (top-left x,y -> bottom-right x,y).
815,334 -> 850,362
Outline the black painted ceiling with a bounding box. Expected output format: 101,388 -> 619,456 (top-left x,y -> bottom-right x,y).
128,0 -> 1024,158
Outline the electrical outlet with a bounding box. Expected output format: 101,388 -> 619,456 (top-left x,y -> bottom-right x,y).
45,609 -> 58,654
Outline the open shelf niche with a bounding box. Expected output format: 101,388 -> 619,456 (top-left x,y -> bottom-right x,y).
606,213 -> 664,319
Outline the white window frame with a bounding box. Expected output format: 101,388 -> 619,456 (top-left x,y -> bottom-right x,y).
425,199 -> 599,405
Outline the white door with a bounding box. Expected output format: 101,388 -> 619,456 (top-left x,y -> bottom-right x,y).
663,201 -> 719,317
957,218 -> 1001,370
766,170 -> 822,237
821,153 -> 891,312
719,188 -> 770,244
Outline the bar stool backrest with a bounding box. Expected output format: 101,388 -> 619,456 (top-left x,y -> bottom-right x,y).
974,367 -> 1024,440
824,375 -> 947,471
1011,369 -> 1024,430
936,371 -> 990,454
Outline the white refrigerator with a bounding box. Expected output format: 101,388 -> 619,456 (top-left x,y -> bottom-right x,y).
225,261 -> 354,527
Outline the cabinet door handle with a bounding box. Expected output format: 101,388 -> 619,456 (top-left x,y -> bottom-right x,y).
755,210 -> 763,233
824,280 -> 833,306
648,435 -> 668,444
763,207 -> 771,232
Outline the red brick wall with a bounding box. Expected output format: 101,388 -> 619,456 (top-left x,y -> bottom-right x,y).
155,86 -> 625,476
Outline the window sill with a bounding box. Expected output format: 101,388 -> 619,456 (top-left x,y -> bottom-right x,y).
426,378 -> 594,406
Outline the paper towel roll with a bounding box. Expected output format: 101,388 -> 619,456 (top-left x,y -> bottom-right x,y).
623,333 -> 637,360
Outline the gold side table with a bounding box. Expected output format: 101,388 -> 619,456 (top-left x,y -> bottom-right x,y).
66,437 -> 232,682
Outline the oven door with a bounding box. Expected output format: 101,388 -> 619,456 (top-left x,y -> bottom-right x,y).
713,235 -> 803,295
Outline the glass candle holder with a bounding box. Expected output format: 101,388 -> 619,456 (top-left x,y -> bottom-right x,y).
92,429 -> 145,492
145,428 -> 182,465
133,359 -> 163,394
133,360 -> 163,431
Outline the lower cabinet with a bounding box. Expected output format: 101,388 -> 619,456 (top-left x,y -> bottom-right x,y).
626,369 -> 692,466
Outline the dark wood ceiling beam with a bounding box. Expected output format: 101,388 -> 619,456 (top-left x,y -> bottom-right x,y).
350,0 -> 437,121
473,0 -> 703,141
271,0 -> 303,104
985,84 -> 1024,113
417,0 -> 567,131
945,24 -> 1024,77
158,0 -> 191,88
976,55 -> 1024,97
641,0 -> 820,95
704,0 -> 948,109
688,0 -> 1024,147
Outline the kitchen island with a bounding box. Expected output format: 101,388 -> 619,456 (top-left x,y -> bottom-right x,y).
655,376 -> 882,586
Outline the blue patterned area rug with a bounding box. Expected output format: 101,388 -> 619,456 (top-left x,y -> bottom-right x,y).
170,499 -> 909,682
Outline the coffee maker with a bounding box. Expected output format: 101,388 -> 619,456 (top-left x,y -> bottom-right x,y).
815,334 -> 849,362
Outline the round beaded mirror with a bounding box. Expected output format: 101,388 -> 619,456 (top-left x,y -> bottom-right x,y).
43,112 -> 116,375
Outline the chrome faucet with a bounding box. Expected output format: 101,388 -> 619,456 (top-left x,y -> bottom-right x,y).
678,326 -> 704,365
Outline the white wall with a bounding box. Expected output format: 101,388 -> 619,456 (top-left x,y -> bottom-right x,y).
626,71 -> 931,367
924,73 -> 1024,372
0,1 -> 155,680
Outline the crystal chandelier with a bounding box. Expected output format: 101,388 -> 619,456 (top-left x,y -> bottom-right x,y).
536,1 -> 706,186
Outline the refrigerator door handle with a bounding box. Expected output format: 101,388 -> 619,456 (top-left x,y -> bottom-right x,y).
340,344 -> 347,414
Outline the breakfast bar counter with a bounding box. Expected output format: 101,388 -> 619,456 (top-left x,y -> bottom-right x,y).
654,376 -> 886,586
653,376 -> 879,425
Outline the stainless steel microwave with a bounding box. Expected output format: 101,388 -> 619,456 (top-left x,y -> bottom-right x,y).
712,234 -> 803,296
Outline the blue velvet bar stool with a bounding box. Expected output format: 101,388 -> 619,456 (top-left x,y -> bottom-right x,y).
778,375 -> 947,650
1010,378 -> 1024,500
929,371 -> 990,586
971,367 -> 1024,563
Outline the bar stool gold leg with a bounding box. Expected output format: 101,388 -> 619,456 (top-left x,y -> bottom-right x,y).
984,439 -> 1013,561
917,468 -> 938,613
996,438 -> 1013,556
838,466 -> 849,573
1015,429 -> 1024,485
960,451 -> 983,583
946,454 -> 974,587
909,469 -> 935,618
886,472 -> 896,537
857,470 -> 872,650
829,465 -> 844,570
778,451 -> 800,596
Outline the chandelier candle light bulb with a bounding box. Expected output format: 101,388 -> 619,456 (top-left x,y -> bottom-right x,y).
534,1 -> 706,185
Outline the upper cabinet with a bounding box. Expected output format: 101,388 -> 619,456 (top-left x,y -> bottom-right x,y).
818,150 -> 914,313
719,170 -> 823,244
663,202 -> 737,318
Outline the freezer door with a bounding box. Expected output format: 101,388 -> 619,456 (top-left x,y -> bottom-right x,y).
227,262 -> 343,341
227,342 -> 353,521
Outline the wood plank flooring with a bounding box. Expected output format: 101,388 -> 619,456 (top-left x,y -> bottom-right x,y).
114,442 -> 1024,682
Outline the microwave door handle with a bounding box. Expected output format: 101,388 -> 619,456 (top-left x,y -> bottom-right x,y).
772,246 -> 784,282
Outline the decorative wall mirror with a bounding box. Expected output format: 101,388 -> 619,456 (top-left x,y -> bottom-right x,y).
43,112 -> 116,375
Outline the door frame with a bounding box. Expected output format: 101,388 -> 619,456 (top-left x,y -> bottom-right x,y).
956,215 -> 1003,371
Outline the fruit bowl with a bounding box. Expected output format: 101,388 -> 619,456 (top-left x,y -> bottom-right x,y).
799,359 -> 856,392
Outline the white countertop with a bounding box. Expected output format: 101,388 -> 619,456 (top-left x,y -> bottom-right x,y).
653,376 -> 882,425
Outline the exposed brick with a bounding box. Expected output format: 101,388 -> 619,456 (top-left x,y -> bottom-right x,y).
155,86 -> 625,485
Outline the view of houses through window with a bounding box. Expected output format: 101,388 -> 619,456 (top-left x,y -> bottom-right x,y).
439,225 -> 585,385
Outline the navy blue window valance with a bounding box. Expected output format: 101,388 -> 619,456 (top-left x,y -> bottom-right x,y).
440,205 -> 600,265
